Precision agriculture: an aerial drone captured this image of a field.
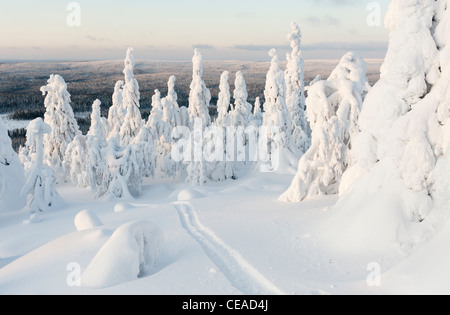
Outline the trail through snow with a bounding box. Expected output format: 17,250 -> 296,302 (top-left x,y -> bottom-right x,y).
173,202 -> 285,295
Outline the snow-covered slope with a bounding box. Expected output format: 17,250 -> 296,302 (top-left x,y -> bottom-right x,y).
0,169 -> 449,295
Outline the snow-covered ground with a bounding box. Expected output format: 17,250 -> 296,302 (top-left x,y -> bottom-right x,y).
0,168 -> 448,295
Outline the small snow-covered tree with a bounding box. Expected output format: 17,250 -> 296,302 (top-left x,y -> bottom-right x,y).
281,51 -> 370,202
252,97 -> 263,127
230,71 -> 253,128
285,22 -> 310,155
120,47 -> 143,146
88,99 -> 108,139
63,135 -> 88,188
108,80 -> 126,139
165,75 -> 182,128
40,74 -> 81,175
0,120 -> 25,212
98,136 -> 143,200
261,49 -> 292,171
22,118 -> 62,221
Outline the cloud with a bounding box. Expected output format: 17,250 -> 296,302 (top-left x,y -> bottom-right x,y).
303,41 -> 388,52
85,35 -> 111,42
304,14 -> 342,27
233,44 -> 290,52
192,44 -> 215,50
309,0 -> 358,6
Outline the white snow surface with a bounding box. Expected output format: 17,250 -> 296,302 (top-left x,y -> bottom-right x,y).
0,169 -> 449,294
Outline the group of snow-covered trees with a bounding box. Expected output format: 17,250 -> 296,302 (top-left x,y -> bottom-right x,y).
1,0 -> 448,227
0,21 -> 371,217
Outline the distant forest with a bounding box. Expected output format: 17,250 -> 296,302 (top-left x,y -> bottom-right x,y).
0,59 -> 381,151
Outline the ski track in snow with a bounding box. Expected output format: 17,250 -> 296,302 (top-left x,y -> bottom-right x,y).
173,202 -> 285,295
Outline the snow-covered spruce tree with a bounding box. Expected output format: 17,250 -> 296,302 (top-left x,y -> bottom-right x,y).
97,136 -> 143,200
186,49 -> 212,185
132,126 -> 156,179
261,49 -> 293,171
21,118 -> 62,222
230,71 -> 253,128
188,49 -> 212,129
215,71 -> 231,128
108,80 -> 126,139
337,0 -> 450,223
40,74 -> 81,176
285,22 -> 310,155
165,75 -> 183,129
0,120 -> 25,212
148,89 -> 171,142
252,97 -> 263,128
280,51 -> 369,202
120,47 -> 143,146
211,71 -> 234,181
147,89 -> 173,178
63,135 -> 88,188
228,71 -> 254,176
86,99 -> 109,193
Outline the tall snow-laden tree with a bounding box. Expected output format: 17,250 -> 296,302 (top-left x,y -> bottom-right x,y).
40,74 -> 81,174
120,47 -> 143,146
261,49 -> 292,171
22,118 -> 62,222
108,80 -> 126,139
281,51 -> 369,202
86,99 -> 108,194
186,49 -> 212,185
285,22 -> 310,155
188,49 -> 212,129
212,71 -> 234,181
0,120 -> 25,212
215,71 -> 231,128
336,0 -> 450,223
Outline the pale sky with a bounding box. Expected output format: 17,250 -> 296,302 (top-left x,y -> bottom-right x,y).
0,0 -> 391,61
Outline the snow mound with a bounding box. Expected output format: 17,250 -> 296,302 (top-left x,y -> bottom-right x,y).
113,202 -> 135,213
74,210 -> 103,231
81,220 -> 164,288
321,159 -> 435,254
177,189 -> 204,201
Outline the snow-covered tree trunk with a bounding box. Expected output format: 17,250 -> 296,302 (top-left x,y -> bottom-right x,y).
0,120 -> 25,212
21,118 -> 62,222
285,22 -> 310,155
337,0 -> 450,223
120,47 -> 143,146
40,74 -> 81,176
281,51 -> 370,202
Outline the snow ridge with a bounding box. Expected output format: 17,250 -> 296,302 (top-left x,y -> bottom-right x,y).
173,202 -> 285,295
